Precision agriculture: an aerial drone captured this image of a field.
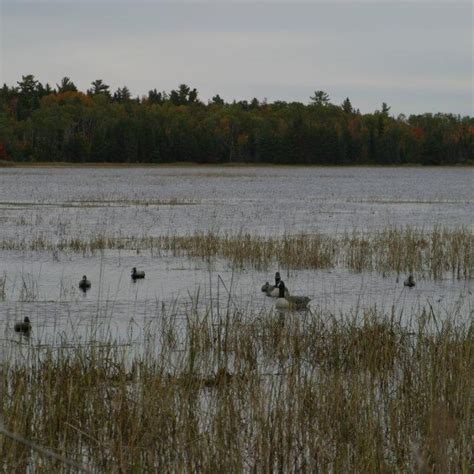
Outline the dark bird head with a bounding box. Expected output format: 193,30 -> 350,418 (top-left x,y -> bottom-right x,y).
278,280 -> 286,298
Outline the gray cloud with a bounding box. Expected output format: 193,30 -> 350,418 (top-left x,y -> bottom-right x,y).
1,1 -> 472,115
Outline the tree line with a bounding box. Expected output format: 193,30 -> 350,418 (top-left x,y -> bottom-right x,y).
0,74 -> 472,165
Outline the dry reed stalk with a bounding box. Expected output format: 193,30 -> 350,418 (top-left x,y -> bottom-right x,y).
0,304 -> 471,471
0,226 -> 472,278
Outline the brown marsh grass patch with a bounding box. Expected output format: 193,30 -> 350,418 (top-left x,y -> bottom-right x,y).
0,305 -> 471,471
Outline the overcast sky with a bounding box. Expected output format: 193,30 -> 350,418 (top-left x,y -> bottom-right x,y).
1,0 -> 472,115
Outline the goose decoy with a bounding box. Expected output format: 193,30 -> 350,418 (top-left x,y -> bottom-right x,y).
275,281 -> 310,310
79,275 -> 91,291
261,282 -> 290,297
14,316 -> 31,334
404,275 -> 416,288
131,267 -> 145,280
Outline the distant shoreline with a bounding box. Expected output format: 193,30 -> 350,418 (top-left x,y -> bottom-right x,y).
1,161 -> 472,169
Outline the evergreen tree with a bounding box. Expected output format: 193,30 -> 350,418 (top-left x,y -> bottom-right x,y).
0,73 -> 471,165
211,94 -> 224,105
56,77 -> 78,93
148,89 -> 165,104
310,90 -> 330,106
113,86 -> 132,102
342,97 -> 353,114
16,74 -> 42,119
381,102 -> 391,116
170,84 -> 199,105
88,79 -> 110,96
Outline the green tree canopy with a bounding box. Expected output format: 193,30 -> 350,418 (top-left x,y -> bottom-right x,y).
88,79 -> 111,97
310,90 -> 330,106
56,77 -> 78,93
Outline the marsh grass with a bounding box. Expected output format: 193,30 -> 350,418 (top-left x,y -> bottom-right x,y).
0,274 -> 6,301
64,198 -> 200,207
1,198 -> 199,209
0,304 -> 472,471
18,275 -> 39,302
2,226 -> 470,279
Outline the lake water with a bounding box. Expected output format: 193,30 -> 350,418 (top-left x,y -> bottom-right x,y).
0,166 -> 472,238
0,166 -> 472,347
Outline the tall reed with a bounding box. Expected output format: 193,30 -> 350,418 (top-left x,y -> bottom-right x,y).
0,274 -> 6,301
0,304 -> 471,471
3,226 -> 471,278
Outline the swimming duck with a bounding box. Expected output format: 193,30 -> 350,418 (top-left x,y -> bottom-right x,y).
14,316 -> 31,334
79,275 -> 91,291
404,275 -> 416,288
275,281 -> 310,310
131,267 -> 145,280
261,282 -> 290,297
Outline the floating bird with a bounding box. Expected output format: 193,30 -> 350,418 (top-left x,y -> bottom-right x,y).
261,281 -> 289,297
79,275 -> 91,291
131,267 -> 145,280
275,281 -> 310,310
404,275 -> 416,288
14,316 -> 31,334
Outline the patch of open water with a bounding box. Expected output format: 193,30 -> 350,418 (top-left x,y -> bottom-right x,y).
0,166 -> 472,238
0,167 -> 472,350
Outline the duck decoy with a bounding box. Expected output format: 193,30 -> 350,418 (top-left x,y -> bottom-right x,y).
261,282 -> 290,297
131,267 -> 145,280
275,281 -> 310,310
79,275 -> 91,291
14,316 -> 31,334
404,275 -> 416,288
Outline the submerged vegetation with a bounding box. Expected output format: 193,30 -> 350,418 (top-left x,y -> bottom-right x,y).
0,75 -> 473,165
0,305 -> 472,471
0,226 -> 471,279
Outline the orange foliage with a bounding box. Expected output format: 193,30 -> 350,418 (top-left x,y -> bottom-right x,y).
41,91 -> 93,107
450,129 -> 463,143
412,126 -> 425,140
219,117 -> 232,134
451,125 -> 474,143
0,142 -> 9,160
347,117 -> 360,138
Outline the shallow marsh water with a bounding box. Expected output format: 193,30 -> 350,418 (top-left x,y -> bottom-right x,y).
0,166 -> 472,347
0,166 -> 472,238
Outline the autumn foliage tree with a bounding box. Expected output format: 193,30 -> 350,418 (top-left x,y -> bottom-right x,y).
0,75 -> 472,165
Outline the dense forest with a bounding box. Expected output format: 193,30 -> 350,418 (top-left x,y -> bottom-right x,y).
0,75 -> 472,165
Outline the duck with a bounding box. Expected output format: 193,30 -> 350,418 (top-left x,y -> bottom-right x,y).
261,281 -> 290,297
14,316 -> 31,334
131,267 -> 145,280
275,281 -> 310,310
404,275 -> 416,288
79,275 -> 91,291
